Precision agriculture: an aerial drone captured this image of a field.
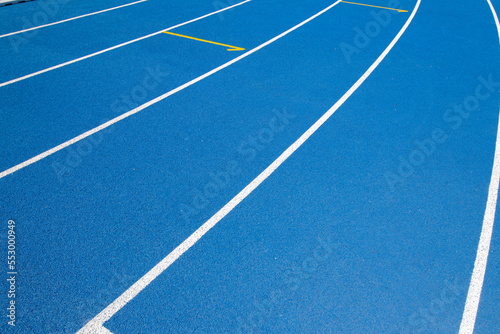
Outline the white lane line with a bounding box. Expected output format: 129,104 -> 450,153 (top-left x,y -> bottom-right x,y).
0,0 -> 148,39
0,0 -> 33,6
459,106 -> 500,334
76,1 -> 421,333
459,2 -> 500,332
485,0 -> 500,45
0,0 -> 251,88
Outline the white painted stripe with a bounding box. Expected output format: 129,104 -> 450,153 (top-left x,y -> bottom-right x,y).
0,0 -> 251,88
0,0 -> 148,39
459,2 -> 500,332
0,0 -> 33,6
76,1 -> 421,332
485,0 -> 500,45
459,107 -> 500,334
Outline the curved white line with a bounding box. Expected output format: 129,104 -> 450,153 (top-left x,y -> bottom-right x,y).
0,0 -> 252,88
459,1 -> 500,333
0,0 -> 148,39
76,0 -> 421,332
486,0 -> 500,44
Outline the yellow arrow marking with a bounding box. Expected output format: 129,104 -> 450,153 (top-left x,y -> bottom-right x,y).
163,31 -> 245,51
341,1 -> 408,12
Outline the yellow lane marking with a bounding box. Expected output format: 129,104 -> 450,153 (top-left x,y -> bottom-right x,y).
341,1 -> 408,12
163,31 -> 245,51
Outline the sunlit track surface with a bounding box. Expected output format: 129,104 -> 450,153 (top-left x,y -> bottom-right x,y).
0,0 -> 498,333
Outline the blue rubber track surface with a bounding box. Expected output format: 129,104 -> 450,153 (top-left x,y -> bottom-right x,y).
0,0 -> 499,333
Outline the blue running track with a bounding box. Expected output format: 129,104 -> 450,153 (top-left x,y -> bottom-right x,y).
0,0 -> 499,333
